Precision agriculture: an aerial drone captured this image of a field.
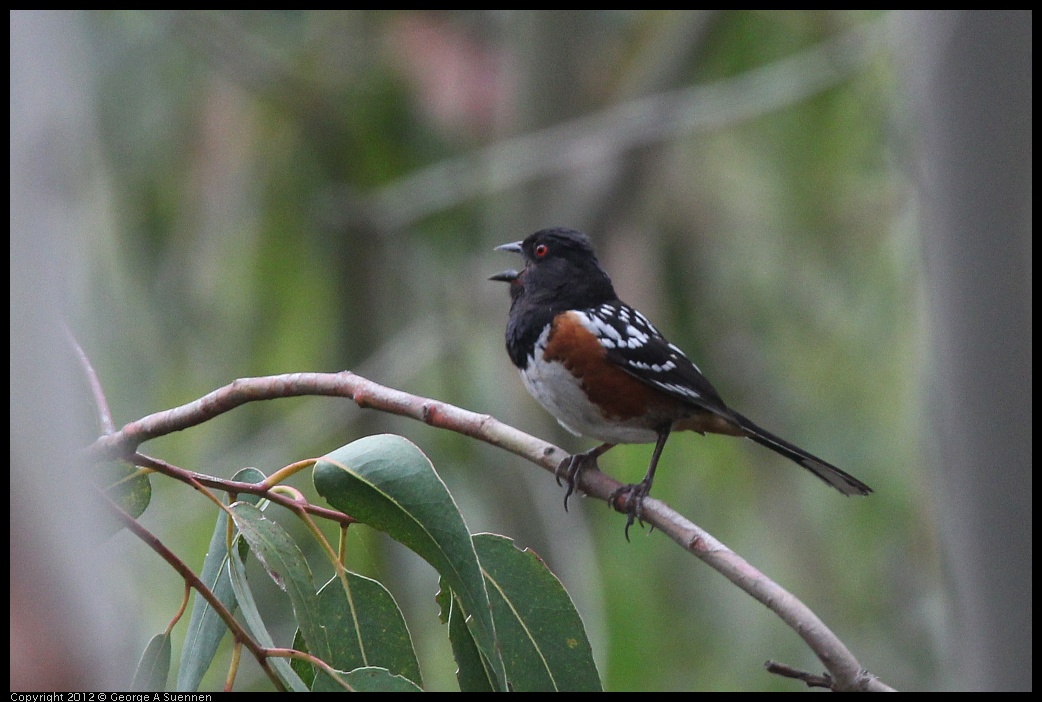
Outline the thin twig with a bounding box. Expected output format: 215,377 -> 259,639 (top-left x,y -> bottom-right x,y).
96,489 -> 287,692
63,321 -> 115,434
132,452 -> 356,527
764,659 -> 835,689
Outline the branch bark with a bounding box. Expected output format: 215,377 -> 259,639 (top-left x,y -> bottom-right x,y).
84,370 -> 893,691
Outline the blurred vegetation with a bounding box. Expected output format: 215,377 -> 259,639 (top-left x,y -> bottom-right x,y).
71,10 -> 936,691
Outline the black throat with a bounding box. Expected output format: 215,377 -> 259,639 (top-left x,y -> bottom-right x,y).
503,249 -> 617,369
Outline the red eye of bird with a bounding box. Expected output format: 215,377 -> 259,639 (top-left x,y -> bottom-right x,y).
534,244 -> 548,258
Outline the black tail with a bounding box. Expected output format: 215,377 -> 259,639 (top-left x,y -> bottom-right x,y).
733,412 -> 872,496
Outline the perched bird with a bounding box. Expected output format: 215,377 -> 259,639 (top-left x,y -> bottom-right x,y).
491,227 -> 871,538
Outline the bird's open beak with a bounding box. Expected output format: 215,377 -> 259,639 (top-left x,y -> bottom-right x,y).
494,241 -> 523,254
490,241 -> 524,282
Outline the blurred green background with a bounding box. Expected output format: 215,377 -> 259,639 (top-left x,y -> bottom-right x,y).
16,10 -> 950,691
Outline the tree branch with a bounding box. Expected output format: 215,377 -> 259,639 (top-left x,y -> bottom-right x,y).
130,452 -> 356,527
97,490 -> 287,691
83,370 -> 893,691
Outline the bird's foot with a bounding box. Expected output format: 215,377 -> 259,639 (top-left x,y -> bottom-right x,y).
609,480 -> 653,542
555,447 -> 605,511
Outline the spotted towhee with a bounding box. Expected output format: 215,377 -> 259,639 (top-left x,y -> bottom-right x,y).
491,227 -> 871,538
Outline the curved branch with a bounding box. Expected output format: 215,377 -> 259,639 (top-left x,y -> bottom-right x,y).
83,370 -> 892,691
131,452 -> 356,527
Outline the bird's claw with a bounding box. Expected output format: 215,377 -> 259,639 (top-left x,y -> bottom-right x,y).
609,481 -> 652,542
555,453 -> 592,511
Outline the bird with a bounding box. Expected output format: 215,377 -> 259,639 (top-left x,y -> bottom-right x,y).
490,227 -> 871,539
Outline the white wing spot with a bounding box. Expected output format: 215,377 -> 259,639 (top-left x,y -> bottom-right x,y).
624,325 -> 649,344
575,310 -> 625,349
654,381 -> 701,400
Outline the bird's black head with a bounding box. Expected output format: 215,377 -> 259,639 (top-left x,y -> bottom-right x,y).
490,228 -> 616,310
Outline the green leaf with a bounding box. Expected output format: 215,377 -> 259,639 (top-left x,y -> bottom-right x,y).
437,585 -> 495,692
177,467 -> 265,692
132,632 -> 171,692
313,434 -> 506,689
226,534 -> 309,691
474,533 -> 602,692
96,463 -> 152,538
291,573 -> 422,688
228,502 -> 335,666
312,666 -> 424,692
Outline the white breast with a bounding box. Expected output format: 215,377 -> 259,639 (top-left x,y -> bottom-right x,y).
519,325 -> 660,445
